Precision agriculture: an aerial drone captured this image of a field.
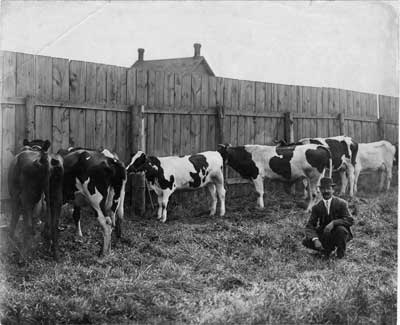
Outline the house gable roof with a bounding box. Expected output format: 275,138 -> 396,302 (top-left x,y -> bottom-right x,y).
131,56 -> 215,76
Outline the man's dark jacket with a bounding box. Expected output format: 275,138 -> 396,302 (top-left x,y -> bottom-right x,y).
305,196 -> 354,240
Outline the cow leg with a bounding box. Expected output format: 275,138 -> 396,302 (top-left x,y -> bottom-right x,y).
346,165 -> 355,197
96,211 -> 112,257
73,206 -> 83,238
156,194 -> 163,220
9,198 -> 20,239
385,165 -> 392,191
302,179 -> 308,199
160,192 -> 171,223
21,205 -> 35,256
353,163 -> 361,194
305,175 -> 320,212
49,196 -> 62,261
339,170 -> 348,195
216,182 -> 226,216
115,179 -> 126,239
253,176 -> 264,208
378,169 -> 385,192
207,183 -> 217,216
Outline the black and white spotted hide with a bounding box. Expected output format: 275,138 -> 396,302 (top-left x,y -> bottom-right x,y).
60,148 -> 127,256
218,143 -> 332,211
126,151 -> 226,222
298,136 -> 358,196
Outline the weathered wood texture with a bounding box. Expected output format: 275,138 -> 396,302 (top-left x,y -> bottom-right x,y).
1,50 -> 399,201
0,51 -> 131,199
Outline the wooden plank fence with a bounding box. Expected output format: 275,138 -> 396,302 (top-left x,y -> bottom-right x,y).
1,50 -> 399,201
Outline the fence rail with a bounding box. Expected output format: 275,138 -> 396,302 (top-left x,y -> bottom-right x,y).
1,50 -> 398,200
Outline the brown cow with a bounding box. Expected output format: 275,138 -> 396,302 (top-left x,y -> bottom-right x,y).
8,139 -> 63,260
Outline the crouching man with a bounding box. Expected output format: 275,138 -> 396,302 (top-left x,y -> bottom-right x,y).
302,177 -> 354,259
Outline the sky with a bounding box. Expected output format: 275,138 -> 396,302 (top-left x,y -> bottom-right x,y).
0,1 -> 398,97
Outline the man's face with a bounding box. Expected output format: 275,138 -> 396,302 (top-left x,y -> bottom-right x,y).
321,186 -> 334,200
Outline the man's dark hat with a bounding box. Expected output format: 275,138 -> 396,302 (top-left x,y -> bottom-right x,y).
319,177 -> 336,188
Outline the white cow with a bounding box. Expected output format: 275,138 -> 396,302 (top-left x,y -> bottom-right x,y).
354,140 -> 396,193
126,151 -> 226,223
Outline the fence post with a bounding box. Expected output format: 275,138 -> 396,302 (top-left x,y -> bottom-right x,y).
25,95 -> 35,140
216,104 -> 225,144
338,113 -> 345,135
130,104 -> 146,217
378,117 -> 385,140
284,112 -> 294,143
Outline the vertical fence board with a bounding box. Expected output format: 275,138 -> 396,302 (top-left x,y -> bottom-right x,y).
173,74 -> 182,154
303,86 -> 312,139
116,112 -> 128,161
69,60 -> 86,104
16,53 -> 34,97
117,67 -> 127,105
2,105 -> 16,198
51,57 -> 70,151
127,68 -> 136,105
208,77 -> 217,149
163,72 -> 174,155
154,113 -> 163,156
106,66 -> 118,105
353,91 -> 362,141
339,89 -> 348,135
35,106 -> 52,143
146,114 -> 155,155
255,82 -> 266,144
0,105 -> 3,198
105,111 -> 117,153
346,90 -> 355,139
181,115 -> 191,155
85,63 -> 97,149
96,64 -> 107,105
192,74 -> 202,153
3,51 -> 17,97
36,56 -> 53,100
200,75 -> 209,151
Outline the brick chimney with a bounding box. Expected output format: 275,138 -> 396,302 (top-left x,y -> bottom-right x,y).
138,48 -> 144,61
194,43 -> 201,57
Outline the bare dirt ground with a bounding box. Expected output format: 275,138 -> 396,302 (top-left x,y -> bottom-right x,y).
0,174 -> 397,324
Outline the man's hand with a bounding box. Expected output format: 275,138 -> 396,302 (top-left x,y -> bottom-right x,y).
324,221 -> 334,234
313,239 -> 323,250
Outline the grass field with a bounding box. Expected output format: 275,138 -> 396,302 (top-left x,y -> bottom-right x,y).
0,177 -> 397,324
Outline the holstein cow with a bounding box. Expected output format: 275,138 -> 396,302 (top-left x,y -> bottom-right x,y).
59,148 -> 127,256
354,140 -> 396,193
217,144 -> 332,211
8,139 -> 64,260
126,151 -> 226,223
297,136 -> 358,196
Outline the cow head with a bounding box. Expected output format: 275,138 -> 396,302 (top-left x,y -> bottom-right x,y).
126,151 -> 147,173
217,144 -> 232,162
23,139 -> 51,152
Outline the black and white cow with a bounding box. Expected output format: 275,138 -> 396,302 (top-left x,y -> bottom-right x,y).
59,148 -> 127,256
126,151 -> 226,223
8,139 -> 64,260
354,140 -> 396,193
217,144 -> 332,211
297,136 -> 358,196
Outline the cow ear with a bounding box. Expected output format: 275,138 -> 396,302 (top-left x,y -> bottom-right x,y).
23,139 -> 29,146
43,140 -> 51,151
